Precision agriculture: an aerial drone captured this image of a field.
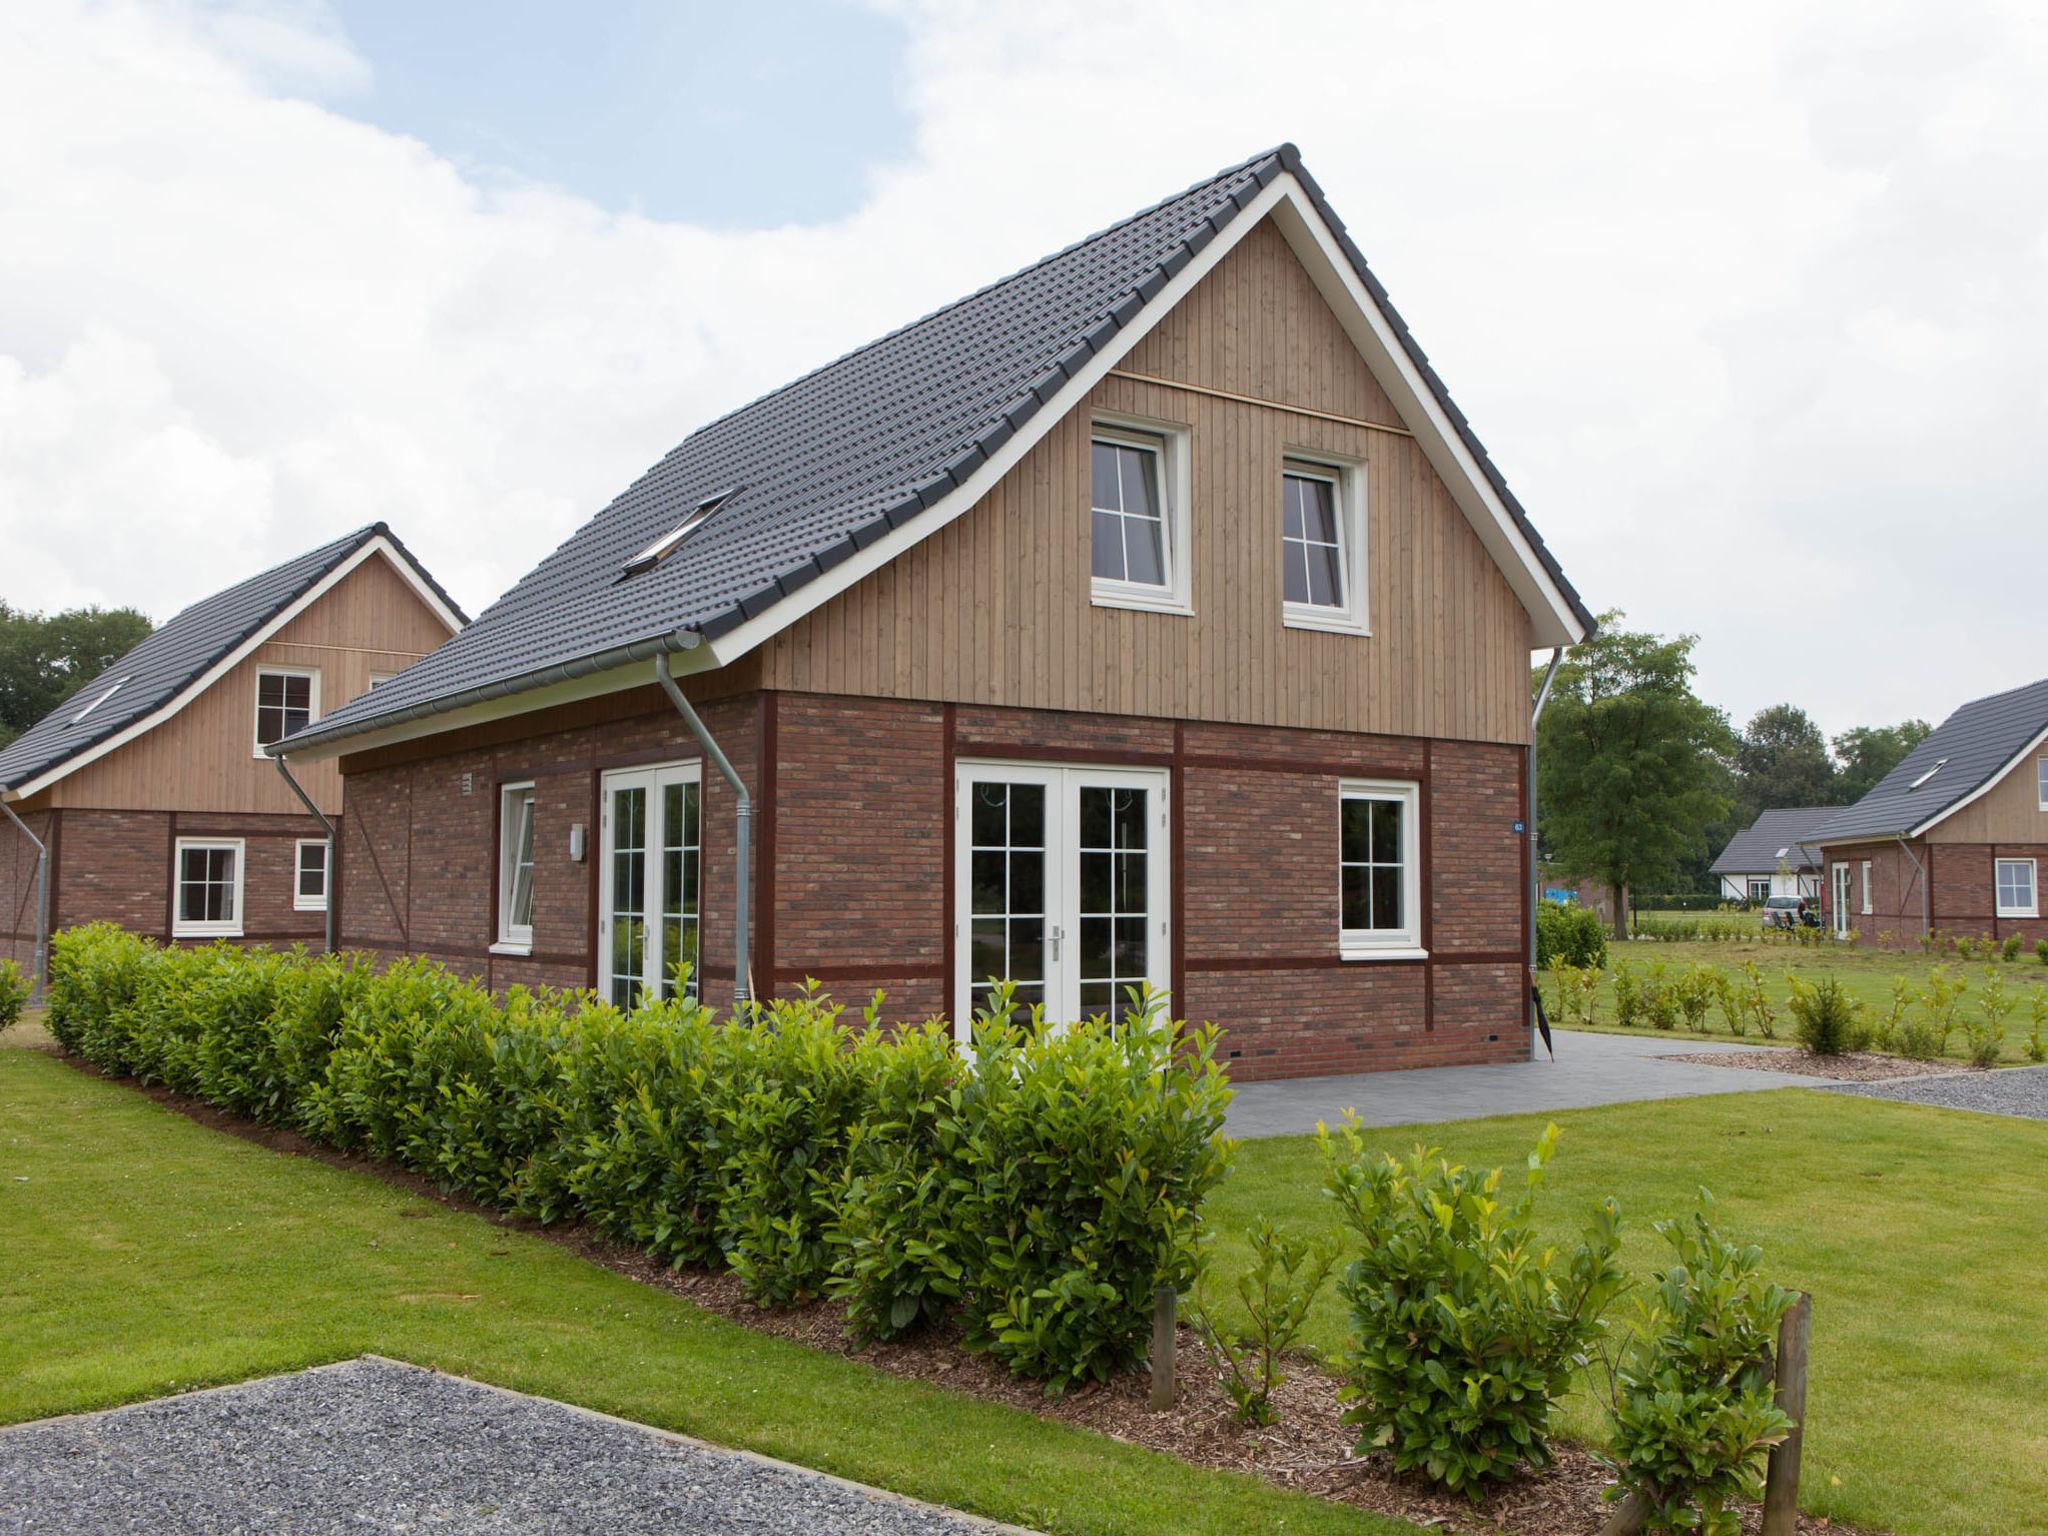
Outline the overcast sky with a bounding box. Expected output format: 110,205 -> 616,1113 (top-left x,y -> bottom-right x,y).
3,0 -> 2043,739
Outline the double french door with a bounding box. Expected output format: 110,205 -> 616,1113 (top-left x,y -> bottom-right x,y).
600,761 -> 702,1010
953,761 -> 1171,1038
1831,863 -> 1853,939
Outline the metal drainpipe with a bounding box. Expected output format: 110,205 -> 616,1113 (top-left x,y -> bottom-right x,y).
655,649 -> 751,1009
270,755 -> 336,954
0,794 -> 49,1000
1528,648 -> 1566,1055
1896,836 -> 1929,942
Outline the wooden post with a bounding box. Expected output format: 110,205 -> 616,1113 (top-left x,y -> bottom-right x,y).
1763,1292 -> 1811,1536
1149,1284 -> 1176,1410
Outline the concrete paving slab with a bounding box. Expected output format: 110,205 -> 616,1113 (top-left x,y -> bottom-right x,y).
1225,1029 -> 1821,1139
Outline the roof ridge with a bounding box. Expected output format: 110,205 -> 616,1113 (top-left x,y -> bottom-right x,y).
1947,674 -> 2048,712
666,146 -> 1290,453
149,521 -> 381,631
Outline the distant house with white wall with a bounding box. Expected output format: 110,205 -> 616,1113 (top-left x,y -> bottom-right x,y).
1709,807 -> 1832,904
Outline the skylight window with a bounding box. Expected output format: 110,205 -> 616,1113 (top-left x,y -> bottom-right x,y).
71,676 -> 128,725
1909,758 -> 1948,790
622,488 -> 739,576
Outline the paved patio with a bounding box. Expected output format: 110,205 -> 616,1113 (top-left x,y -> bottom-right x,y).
1225,1029 -> 1822,1138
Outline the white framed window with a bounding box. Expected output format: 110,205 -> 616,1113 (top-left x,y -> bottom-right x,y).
495,781 -> 537,953
1860,860 -> 1872,915
2038,755 -> 2047,811
624,488 -> 740,576
294,839 -> 329,913
72,675 -> 128,725
1089,416 -> 1191,615
1339,779 -> 1424,959
173,838 -> 244,938
253,666 -> 319,755
1995,858 -> 2037,919
1745,877 -> 1771,904
368,671 -> 397,690
600,762 -> 703,1007
1281,455 -> 1368,635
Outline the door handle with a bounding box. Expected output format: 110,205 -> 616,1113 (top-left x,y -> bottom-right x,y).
1050,925 -> 1063,960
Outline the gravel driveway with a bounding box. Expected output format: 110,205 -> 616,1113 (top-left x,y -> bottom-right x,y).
0,1358 -> 1034,1535
1825,1063 -> 2048,1120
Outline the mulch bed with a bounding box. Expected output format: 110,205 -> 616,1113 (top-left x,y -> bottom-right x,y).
35,1040 -> 1863,1536
1665,1048 -> 1965,1083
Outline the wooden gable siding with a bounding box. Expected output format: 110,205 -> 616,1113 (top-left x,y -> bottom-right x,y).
1928,742 -> 2048,843
753,216 -> 1535,744
46,552 -> 455,815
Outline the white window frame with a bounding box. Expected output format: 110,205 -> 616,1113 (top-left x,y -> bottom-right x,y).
172,837 -> 245,939
1995,857 -> 2038,920
2038,755 -> 2047,812
1088,413 -> 1192,617
72,676 -> 128,725
1280,453 -> 1369,636
1860,860 -> 1872,915
1338,778 -> 1425,960
252,665 -> 320,757
598,760 -> 704,1005
1745,877 -> 1771,905
293,838 -> 329,913
368,671 -> 397,690
494,781 -> 537,953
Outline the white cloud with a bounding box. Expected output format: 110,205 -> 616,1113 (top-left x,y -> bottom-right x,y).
2,0 -> 2044,737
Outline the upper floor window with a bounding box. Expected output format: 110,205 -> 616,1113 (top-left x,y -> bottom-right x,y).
1282,456 -> 1367,635
1339,779 -> 1422,958
2038,754 -> 2047,811
496,781 -> 537,952
1089,418 -> 1190,614
254,667 -> 318,754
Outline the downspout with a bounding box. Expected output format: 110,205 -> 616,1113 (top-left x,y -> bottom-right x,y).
0,792 -> 49,1001
270,755 -> 336,955
1528,648 -> 1566,1058
1896,836 -> 1929,942
655,648 -> 751,1010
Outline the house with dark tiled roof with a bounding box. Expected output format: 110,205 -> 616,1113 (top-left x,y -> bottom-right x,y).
268,145 -> 1594,1080
1709,807 -> 1835,904
0,526 -> 463,981
1805,678 -> 2048,948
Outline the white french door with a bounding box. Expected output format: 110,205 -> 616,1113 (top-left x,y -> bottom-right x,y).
600,760 -> 702,1010
952,760 -> 1171,1039
1831,863 -> 1853,939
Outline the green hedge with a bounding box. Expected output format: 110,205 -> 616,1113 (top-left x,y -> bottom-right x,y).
46,927 -> 1234,1393
1535,900 -> 1608,969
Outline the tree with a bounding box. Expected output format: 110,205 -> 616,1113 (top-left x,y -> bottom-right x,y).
1538,615 -> 1735,935
0,603 -> 154,751
1734,703 -> 1839,819
1833,720 -> 1933,803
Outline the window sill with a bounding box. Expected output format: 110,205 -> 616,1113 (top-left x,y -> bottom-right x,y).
1090,583 -> 1192,618
489,939 -> 534,957
173,928 -> 243,941
1339,945 -> 1429,963
1995,909 -> 2038,921
293,901 -> 329,914
1283,605 -> 1369,637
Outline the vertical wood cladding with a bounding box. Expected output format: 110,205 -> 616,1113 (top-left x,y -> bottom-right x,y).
754,216 -> 1534,744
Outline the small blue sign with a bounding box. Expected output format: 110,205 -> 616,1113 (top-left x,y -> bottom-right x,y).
1512,820 -> 1526,834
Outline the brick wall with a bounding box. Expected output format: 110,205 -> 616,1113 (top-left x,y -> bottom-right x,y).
0,806 -> 55,972
340,688 -> 1532,1080
1819,838 -> 2048,950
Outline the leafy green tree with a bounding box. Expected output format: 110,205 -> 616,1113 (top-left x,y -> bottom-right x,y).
0,602 -> 154,750
1833,719 -> 1933,803
1735,703 -> 1839,818
1537,615 -> 1735,935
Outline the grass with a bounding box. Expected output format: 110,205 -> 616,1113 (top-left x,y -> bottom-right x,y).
1541,936 -> 2048,1061
1201,1090 -> 2048,1536
0,1041 -> 1412,1536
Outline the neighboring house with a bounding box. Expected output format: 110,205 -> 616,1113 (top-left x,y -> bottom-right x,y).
1708,807 -> 1833,904
0,525 -> 463,973
1805,677 -> 2048,947
271,145 -> 1595,1081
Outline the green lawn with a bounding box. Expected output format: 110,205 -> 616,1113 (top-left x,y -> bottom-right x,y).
1541,936 -> 2048,1061
1202,1090 -> 2048,1536
0,1043 -> 1408,1536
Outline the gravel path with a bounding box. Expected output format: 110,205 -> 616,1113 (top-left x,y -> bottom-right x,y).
0,1357 -> 1034,1535
1825,1063 -> 2048,1120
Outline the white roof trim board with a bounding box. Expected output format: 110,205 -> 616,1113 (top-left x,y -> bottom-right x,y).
280,145 -> 1593,765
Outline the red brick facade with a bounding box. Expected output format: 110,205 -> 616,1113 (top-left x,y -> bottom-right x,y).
335,686 -> 1534,1080
1816,837 -> 2048,951
1,807 -> 330,970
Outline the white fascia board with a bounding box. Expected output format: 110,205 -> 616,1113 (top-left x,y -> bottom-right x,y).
7,536 -> 414,799
1263,188 -> 1585,648
700,176 -> 1297,670
1907,719 -> 2048,839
